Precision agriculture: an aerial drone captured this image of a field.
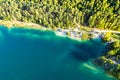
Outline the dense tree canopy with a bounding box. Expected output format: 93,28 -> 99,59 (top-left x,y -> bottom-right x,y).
0,0 -> 120,31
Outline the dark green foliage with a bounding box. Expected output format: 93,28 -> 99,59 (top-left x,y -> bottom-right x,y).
94,39 -> 120,79
0,0 -> 120,31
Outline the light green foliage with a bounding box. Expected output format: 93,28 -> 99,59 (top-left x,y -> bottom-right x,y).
0,0 -> 120,31
66,32 -> 71,36
102,32 -> 112,42
108,50 -> 116,56
107,40 -> 120,56
81,32 -> 89,40
113,41 -> 120,48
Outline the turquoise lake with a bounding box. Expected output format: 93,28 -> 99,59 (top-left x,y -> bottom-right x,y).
0,26 -> 116,80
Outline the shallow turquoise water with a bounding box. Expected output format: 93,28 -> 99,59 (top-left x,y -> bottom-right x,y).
0,26 -> 116,80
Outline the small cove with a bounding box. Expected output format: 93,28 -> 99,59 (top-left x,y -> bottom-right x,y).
0,26 -> 116,80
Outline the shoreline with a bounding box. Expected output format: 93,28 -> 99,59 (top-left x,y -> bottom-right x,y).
0,20 -> 82,41
0,20 -> 104,41
0,20 -> 90,41
0,20 -> 81,41
0,20 -> 47,30
0,20 -> 119,43
0,20 -> 120,43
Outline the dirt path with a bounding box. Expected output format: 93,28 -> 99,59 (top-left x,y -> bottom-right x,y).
93,29 -> 120,34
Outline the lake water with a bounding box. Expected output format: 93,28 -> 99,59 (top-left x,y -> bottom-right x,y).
0,26 -> 116,80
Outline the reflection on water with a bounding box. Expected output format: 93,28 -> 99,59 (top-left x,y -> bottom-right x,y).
0,26 -> 116,80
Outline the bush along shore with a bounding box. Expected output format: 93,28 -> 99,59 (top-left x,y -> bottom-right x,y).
93,33 -> 120,80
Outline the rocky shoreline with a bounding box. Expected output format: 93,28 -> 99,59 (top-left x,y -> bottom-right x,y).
93,41 -> 120,80
94,57 -> 120,80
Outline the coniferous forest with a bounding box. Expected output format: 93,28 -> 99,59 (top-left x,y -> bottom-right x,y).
0,0 -> 120,31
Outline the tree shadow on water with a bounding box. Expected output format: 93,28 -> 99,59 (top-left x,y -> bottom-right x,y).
0,26 -> 105,63
70,39 -> 105,62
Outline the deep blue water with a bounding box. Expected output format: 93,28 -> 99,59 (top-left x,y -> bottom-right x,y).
0,26 -> 116,80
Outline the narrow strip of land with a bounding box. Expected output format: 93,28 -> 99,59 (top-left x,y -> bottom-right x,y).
93,29 -> 120,34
